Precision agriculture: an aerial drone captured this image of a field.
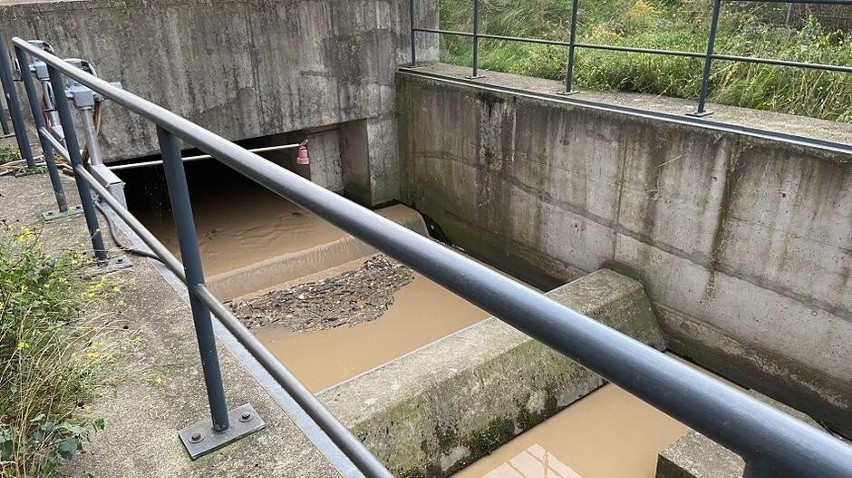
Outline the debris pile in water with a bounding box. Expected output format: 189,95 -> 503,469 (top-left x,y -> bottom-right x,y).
229,255 -> 414,332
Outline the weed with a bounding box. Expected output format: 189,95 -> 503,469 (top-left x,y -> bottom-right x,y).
0,225 -> 121,477
439,0 -> 852,121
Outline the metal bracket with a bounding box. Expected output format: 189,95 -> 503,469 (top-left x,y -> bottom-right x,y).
465,74 -> 486,79
556,90 -> 579,96
42,204 -> 84,222
687,110 -> 713,117
79,254 -> 133,279
178,403 -> 266,460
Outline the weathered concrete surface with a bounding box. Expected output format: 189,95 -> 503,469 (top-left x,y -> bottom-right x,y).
0,173 -> 341,477
0,0 -> 438,204
655,391 -> 825,478
397,64 -> 852,436
208,203 -> 428,300
319,269 -> 665,477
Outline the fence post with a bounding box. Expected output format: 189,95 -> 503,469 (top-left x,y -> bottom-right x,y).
0,36 -> 36,167
47,63 -> 108,261
691,0 -> 722,116
467,0 -> 485,78
14,45 -> 68,214
156,126 -> 230,433
561,0 -> 580,94
0,88 -> 8,135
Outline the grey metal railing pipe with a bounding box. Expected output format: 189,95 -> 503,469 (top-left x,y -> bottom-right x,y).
696,0 -> 721,115
156,126 -> 230,433
0,89 -> 9,135
0,36 -> 35,167
14,46 -> 67,212
46,62 -> 107,262
564,0 -> 580,93
16,37 -> 852,477
193,285 -> 394,478
39,126 -> 70,161
80,107 -> 104,166
72,162 -> 394,478
470,0 -> 481,77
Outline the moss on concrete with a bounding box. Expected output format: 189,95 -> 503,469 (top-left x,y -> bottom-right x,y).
321,269 -> 665,476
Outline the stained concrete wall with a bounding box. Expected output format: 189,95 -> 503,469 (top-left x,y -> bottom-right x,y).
397,68 -> 852,436
0,0 -> 437,204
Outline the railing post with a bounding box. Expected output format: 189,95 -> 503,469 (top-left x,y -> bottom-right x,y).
467,0 -> 485,79
409,0 -> 417,66
0,89 -> 9,135
561,0 -> 580,95
691,0 -> 722,117
14,45 -> 68,214
155,126 -> 230,433
0,36 -> 36,168
47,63 -> 108,261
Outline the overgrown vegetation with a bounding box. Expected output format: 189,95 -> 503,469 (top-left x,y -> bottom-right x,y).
0,144 -> 22,165
439,0 -> 852,121
0,226 -> 119,477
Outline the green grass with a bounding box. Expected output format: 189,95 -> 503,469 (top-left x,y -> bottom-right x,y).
0,226 -> 122,477
439,0 -> 852,122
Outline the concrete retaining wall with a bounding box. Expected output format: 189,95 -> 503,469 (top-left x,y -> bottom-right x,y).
0,0 -> 438,204
397,68 -> 852,436
319,269 -> 665,477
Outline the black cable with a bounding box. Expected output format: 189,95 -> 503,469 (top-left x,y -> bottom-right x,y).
94,200 -> 162,262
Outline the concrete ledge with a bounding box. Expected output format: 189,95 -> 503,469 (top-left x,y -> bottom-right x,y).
208,205 -> 428,300
655,391 -> 823,478
319,269 -> 666,477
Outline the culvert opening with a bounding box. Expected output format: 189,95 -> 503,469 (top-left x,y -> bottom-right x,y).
115,143 -> 488,392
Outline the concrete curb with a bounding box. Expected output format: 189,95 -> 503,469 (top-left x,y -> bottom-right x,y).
320,269 -> 666,477
207,204 -> 428,300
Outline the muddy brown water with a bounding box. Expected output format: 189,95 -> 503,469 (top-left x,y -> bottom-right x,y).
132,170 -> 686,476
255,272 -> 489,392
455,384 -> 689,478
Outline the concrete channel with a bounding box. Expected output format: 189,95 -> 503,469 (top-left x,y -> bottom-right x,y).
114,158 -> 757,477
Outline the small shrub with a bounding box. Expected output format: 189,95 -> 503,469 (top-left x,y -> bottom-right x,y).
0,226 -> 116,477
0,145 -> 21,165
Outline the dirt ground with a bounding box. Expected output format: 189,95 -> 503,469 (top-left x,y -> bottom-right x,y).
228,255 -> 414,332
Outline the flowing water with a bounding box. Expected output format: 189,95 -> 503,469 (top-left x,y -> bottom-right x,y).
455,384 -> 689,478
129,165 -> 686,476
131,167 -> 489,392
254,271 -> 489,392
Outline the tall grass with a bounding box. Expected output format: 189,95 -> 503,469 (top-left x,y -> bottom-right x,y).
439,0 -> 852,122
0,226 -> 121,477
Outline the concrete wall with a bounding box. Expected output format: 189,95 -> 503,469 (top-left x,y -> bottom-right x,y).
0,0 -> 437,204
397,70 -> 852,436
321,269 -> 666,477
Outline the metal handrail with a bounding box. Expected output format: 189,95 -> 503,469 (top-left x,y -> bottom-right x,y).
11,36 -> 852,477
411,0 -> 852,115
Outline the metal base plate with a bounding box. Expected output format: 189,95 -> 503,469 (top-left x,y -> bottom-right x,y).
80,254 -> 133,278
42,205 -> 84,222
179,403 -> 266,460
557,90 -> 579,96
687,110 -> 713,117
465,74 -> 486,79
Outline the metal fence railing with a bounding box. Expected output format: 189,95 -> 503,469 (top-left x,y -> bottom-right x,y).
2,32 -> 852,477
409,0 -> 852,116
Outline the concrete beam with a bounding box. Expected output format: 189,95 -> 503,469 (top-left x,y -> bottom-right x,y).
319,269 -> 666,477
655,391 -> 824,478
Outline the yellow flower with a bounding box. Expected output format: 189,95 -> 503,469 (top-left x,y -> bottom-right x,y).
17,340 -> 29,351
